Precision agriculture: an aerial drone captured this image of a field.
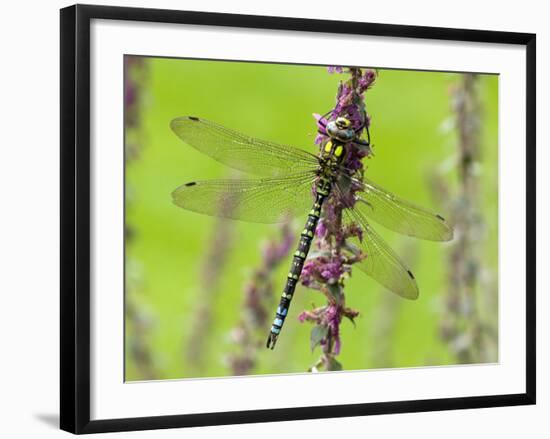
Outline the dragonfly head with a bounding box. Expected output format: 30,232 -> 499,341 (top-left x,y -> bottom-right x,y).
326,117 -> 356,143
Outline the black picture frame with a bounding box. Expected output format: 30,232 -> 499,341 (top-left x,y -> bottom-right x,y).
60,3 -> 536,434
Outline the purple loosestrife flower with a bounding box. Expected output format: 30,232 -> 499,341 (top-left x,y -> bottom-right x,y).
300,256 -> 346,287
325,305 -> 341,355
327,66 -> 344,74
358,69 -> 376,93
300,259 -> 316,287
313,113 -> 329,145
315,219 -> 327,239
298,309 -> 316,323
320,258 -> 345,284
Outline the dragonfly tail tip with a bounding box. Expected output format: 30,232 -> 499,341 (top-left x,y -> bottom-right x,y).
266,333 -> 278,350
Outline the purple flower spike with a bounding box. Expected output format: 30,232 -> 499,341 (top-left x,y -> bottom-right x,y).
327,66 -> 344,74
358,70 -> 376,93
229,221 -> 293,375
301,66 -> 375,370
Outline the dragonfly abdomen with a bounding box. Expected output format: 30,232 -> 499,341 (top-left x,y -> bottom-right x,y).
266,177 -> 331,349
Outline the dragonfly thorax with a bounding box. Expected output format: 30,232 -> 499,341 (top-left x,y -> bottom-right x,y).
320,138 -> 346,167
319,117 -> 354,173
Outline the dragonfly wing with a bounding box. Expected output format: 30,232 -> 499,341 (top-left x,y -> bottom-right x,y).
172,172 -> 316,224
171,116 -> 319,177
343,207 -> 419,300
339,175 -> 453,241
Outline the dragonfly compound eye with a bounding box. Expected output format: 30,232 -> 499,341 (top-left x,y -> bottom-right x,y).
326,120 -> 355,143
335,117 -> 351,129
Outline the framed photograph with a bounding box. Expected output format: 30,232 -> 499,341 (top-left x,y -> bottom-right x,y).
60,4 -> 536,434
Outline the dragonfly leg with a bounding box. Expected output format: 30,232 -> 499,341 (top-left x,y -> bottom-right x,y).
353,138 -> 371,155
365,124 -> 371,145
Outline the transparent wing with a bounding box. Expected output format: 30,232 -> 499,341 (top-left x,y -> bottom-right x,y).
172,172 -> 316,224
170,116 -> 319,177
341,202 -> 419,300
339,175 -> 453,241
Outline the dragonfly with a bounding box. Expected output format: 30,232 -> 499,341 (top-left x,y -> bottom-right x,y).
170,115 -> 453,349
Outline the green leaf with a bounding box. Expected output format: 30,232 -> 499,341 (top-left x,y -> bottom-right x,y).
310,324 -> 328,352
326,283 -> 344,305
327,357 -> 343,371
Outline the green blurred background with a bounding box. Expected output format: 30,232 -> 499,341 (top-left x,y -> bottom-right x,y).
124,57 -> 498,381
